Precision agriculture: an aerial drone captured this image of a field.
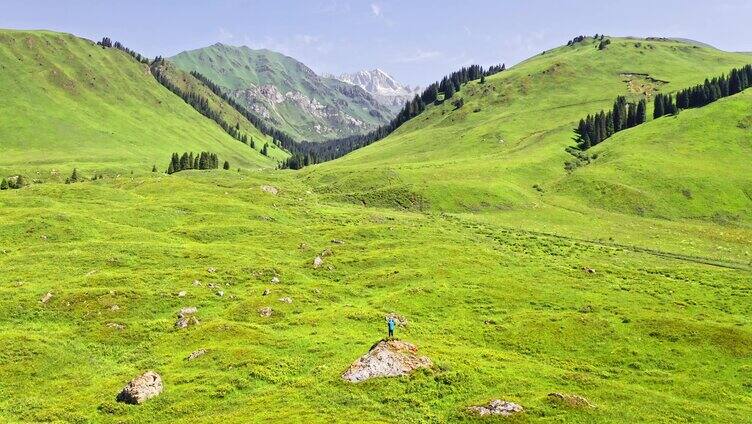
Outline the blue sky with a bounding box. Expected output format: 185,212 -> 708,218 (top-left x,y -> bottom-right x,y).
1,0 -> 751,86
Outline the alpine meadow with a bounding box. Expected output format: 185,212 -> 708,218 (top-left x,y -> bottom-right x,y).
1,2 -> 751,423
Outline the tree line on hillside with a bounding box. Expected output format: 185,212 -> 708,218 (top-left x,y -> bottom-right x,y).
96,37 -> 276,161
167,151 -> 229,174
574,64 -> 752,150
574,97 -> 647,149
149,58 -> 263,153
655,64 -> 752,118
279,63 -> 507,169
567,34 -> 607,47
97,37 -> 149,64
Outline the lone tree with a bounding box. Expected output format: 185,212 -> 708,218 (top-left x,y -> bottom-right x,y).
65,169 -> 79,184
152,165 -> 157,172
0,178 -> 8,190
223,161 -> 230,170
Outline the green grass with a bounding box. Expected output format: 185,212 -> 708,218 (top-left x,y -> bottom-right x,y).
1,171 -> 750,423
1,33 -> 751,423
0,30 -> 274,178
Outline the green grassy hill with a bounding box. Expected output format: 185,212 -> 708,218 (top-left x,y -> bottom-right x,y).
170,44 -> 393,141
0,30 -> 275,178
305,37 -> 752,218
557,89 -> 752,222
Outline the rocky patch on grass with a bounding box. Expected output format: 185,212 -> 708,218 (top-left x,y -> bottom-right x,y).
261,185 -> 279,195
116,371 -> 163,404
186,349 -> 207,361
40,292 -> 53,304
175,307 -> 199,329
468,399 -> 524,417
342,340 -> 432,383
547,392 -> 594,408
313,256 -> 324,268
279,297 -> 292,304
259,307 -> 273,317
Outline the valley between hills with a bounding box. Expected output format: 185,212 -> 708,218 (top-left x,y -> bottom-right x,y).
0,28 -> 751,423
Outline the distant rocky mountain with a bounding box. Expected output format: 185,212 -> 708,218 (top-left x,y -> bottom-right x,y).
170,44 -> 393,141
335,69 -> 421,111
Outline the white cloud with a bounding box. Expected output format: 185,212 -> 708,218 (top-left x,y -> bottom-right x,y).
218,27 -> 235,42
395,49 -> 442,64
370,3 -> 382,17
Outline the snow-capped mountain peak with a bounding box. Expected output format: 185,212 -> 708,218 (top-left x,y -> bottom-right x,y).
336,69 -> 421,110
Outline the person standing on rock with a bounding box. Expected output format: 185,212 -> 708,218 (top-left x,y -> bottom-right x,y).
388,317 -> 396,338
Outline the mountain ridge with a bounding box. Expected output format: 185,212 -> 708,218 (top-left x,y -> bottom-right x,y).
169,44 -> 393,141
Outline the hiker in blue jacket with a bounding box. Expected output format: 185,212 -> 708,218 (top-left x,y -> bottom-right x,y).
388,317 -> 396,338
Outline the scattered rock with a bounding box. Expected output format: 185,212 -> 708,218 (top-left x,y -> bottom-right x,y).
40,292 -> 53,304
299,242 -> 309,250
107,322 -> 125,330
179,306 -> 197,315
385,313 -> 408,327
186,349 -> 207,361
320,248 -> 334,257
313,256 -> 324,269
109,304 -> 120,312
192,280 -> 201,286
331,239 -> 345,245
208,283 -> 218,289
583,267 -> 596,274
271,276 -> 280,284
262,288 -> 271,296
116,371 -> 163,404
207,267 -> 217,274
342,340 -> 432,383
468,399 -> 524,417
547,392 -> 594,408
175,307 -> 199,329
279,297 -> 292,304
259,307 -> 273,317
216,290 -> 224,297
261,185 -> 279,195
177,291 -> 187,298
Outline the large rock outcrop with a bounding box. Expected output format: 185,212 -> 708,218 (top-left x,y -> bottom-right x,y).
342,340 -> 432,383
116,371 -> 163,404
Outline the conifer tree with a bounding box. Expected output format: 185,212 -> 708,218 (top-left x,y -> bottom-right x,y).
654,94 -> 665,119
0,178 -> 7,190
444,80 -> 455,100
223,161 -> 230,170
636,99 -> 647,124
152,165 -> 157,172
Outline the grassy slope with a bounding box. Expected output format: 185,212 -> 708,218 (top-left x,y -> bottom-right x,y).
302,37 -> 752,262
306,37 -> 751,215
0,171 -> 750,423
0,30 -> 274,177
170,44 -> 392,141
150,60 -> 288,162
557,90 -> 752,222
